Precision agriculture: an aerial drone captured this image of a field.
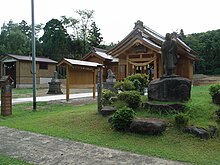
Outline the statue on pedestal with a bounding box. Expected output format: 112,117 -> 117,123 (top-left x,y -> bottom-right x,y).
161,33 -> 178,76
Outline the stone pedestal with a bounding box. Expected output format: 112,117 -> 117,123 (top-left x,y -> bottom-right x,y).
47,82 -> 63,94
148,75 -> 191,102
47,71 -> 63,94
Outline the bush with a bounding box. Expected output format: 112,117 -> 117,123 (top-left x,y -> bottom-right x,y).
209,84 -> 220,97
122,80 -> 135,91
111,106 -> 135,131
114,80 -> 135,92
117,91 -> 141,110
114,81 -> 123,92
174,113 -> 189,127
102,89 -> 115,105
126,74 -> 148,94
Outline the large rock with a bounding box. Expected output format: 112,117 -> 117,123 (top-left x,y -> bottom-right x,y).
130,118 -> 166,135
183,126 -> 209,139
143,101 -> 186,114
100,106 -> 116,116
148,76 -> 191,102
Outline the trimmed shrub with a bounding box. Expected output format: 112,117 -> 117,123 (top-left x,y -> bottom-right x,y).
174,113 -> 189,127
126,74 -> 148,94
117,91 -> 141,110
111,106 -> 135,131
209,84 -> 220,97
114,80 -> 135,92
114,81 -> 123,92
122,80 -> 135,91
102,89 -> 115,105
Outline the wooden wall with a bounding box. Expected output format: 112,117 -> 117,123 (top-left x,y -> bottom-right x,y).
16,60 -> 56,86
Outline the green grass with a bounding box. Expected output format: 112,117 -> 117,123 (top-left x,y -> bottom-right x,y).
0,85 -> 220,165
0,155 -> 30,165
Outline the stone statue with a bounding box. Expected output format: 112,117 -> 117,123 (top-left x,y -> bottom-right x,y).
161,33 -> 178,76
106,69 -> 116,83
107,69 -> 115,80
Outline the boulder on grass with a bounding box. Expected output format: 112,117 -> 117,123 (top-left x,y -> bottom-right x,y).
143,102 -> 186,114
183,126 -> 209,139
100,106 -> 116,116
130,118 -> 166,135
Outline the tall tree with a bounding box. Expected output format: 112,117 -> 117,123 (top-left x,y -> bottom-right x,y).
0,20 -> 31,55
184,29 -> 220,74
75,9 -> 94,54
88,21 -> 103,48
40,19 -> 72,61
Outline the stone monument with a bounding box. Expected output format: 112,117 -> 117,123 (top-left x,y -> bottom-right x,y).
148,33 -> 191,102
103,69 -> 116,92
47,71 -> 63,94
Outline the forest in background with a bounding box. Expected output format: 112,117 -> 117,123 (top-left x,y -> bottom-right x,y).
0,9 -> 219,75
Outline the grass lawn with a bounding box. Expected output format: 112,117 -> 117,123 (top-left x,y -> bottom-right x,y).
0,155 -> 30,165
0,85 -> 220,165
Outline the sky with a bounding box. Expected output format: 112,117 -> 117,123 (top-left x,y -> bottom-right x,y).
0,0 -> 219,44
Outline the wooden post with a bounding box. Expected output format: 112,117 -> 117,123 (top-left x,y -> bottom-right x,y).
93,69 -> 97,98
126,55 -> 129,77
97,65 -> 102,113
154,53 -> 157,79
66,65 -> 70,101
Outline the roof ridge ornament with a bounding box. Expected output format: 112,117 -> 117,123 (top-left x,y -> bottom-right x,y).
134,20 -> 144,30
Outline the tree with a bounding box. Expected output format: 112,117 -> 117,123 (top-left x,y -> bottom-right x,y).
0,20 -> 31,55
184,29 -> 220,74
88,22 -> 103,48
40,19 -> 72,61
75,9 -> 94,54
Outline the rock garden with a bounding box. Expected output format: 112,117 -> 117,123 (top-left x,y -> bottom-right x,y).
101,74 -> 220,140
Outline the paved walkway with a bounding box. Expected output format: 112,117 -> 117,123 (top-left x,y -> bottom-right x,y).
0,92 -> 96,105
0,127 -> 190,165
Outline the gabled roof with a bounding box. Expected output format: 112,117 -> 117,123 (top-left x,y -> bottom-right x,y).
0,54 -> 57,63
57,58 -> 102,68
82,47 -> 119,63
107,20 -> 197,60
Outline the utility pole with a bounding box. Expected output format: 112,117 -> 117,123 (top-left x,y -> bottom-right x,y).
31,0 -> 37,111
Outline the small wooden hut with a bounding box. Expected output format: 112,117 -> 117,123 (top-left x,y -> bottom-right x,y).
0,54 -> 57,88
57,58 -> 102,101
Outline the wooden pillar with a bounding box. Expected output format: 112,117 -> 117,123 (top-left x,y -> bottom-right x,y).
66,65 -> 70,101
154,53 -> 157,79
118,62 -> 120,80
97,65 -> 102,113
93,69 -> 97,98
126,55 -> 129,77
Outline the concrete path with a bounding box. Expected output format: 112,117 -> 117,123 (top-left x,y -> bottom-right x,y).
0,126 -> 190,165
0,92 -> 96,105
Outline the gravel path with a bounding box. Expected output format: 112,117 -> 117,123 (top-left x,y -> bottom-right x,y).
0,126 -> 191,165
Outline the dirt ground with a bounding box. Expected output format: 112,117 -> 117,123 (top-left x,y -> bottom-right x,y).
192,74 -> 220,85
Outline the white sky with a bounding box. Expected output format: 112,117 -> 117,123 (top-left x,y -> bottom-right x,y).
0,0 -> 219,44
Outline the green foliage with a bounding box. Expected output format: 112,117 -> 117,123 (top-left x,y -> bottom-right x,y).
122,80 -> 135,91
0,20 -> 42,55
114,74 -> 148,94
102,89 -> 115,105
114,80 -> 135,92
40,19 -> 72,61
184,29 -> 220,74
117,91 -> 141,109
209,84 -> 220,97
126,74 -> 148,94
88,22 -> 103,48
114,81 -> 123,91
174,113 -> 189,127
111,106 -> 135,131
